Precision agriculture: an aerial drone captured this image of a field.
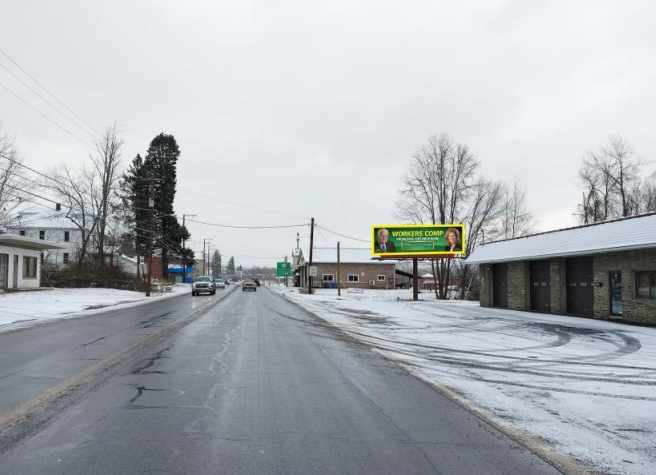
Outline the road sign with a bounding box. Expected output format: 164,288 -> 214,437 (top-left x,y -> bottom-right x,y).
277,262 -> 291,276
309,266 -> 317,277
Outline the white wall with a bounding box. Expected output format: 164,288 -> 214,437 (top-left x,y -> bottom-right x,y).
0,245 -> 42,289
7,228 -> 82,267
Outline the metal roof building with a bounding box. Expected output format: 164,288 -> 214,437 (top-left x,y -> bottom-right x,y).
465,213 -> 656,325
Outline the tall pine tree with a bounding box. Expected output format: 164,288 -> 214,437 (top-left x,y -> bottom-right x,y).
119,153 -> 150,276
121,134 -> 188,280
143,133 -> 184,280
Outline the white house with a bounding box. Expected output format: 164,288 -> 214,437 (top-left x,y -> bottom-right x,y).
0,234 -> 67,289
5,208 -> 82,267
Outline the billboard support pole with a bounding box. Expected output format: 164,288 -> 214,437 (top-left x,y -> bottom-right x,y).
337,241 -> 341,297
413,258 -> 418,301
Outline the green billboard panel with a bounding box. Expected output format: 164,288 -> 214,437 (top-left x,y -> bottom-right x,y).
371,224 -> 466,257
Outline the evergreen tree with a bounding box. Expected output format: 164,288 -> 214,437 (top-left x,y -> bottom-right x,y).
211,250 -> 222,277
227,256 -> 236,275
119,153 -> 150,275
142,133 -> 183,279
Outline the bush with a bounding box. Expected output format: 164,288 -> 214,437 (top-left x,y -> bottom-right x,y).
41,262 -> 144,291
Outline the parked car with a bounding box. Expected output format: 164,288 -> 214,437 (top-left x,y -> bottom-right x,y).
242,280 -> 257,291
192,276 -> 216,296
215,279 -> 225,289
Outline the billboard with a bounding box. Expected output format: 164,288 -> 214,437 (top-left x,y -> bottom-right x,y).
371,224 -> 466,257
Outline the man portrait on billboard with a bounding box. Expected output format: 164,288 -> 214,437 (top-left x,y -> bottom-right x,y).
374,228 -> 396,253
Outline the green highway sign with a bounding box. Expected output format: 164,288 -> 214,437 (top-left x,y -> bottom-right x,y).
277,262 -> 292,276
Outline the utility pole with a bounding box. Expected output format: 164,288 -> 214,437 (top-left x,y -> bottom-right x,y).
145,181 -> 155,297
337,241 -> 341,297
203,238 -> 212,275
308,217 -> 315,294
182,214 -> 196,285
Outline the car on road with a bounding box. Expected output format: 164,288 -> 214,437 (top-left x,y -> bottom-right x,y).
215,279 -> 225,289
242,280 -> 257,292
192,276 -> 216,296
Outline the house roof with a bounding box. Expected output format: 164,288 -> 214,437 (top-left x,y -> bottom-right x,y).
0,234 -> 68,251
7,208 -> 76,230
310,248 -> 393,265
466,212 -> 656,264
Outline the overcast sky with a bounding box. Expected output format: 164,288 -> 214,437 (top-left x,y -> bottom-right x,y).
1,0 -> 655,267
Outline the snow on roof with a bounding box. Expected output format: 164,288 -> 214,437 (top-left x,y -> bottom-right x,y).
7,208 -> 76,230
311,248 -> 392,265
466,212 -> 656,264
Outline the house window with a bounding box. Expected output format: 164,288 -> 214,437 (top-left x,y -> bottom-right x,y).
19,230 -> 25,236
348,274 -> 359,282
635,271 -> 656,299
322,274 -> 334,282
23,256 -> 37,278
63,253 -> 70,265
64,231 -> 70,242
39,230 -> 45,240
377,275 -> 386,281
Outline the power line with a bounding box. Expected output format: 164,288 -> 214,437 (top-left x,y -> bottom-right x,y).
186,218 -> 308,230
0,60 -> 98,141
0,151 -> 72,190
315,224 -> 369,243
0,47 -> 103,138
178,189 -> 310,221
0,79 -> 95,149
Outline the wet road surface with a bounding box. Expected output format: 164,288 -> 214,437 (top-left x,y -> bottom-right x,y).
0,287 -> 566,475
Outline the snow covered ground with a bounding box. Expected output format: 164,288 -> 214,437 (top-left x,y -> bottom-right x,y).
0,285 -> 188,333
2,284 -> 654,474
271,286 -> 656,475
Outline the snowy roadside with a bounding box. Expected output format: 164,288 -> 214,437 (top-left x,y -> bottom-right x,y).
271,285 -> 656,475
0,285 -> 189,334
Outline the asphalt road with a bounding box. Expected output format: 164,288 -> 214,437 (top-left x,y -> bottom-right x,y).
0,286 -> 566,475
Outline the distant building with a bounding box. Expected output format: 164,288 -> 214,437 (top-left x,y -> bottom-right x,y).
297,248 -> 396,290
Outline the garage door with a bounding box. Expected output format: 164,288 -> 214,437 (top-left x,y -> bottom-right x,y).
0,254 -> 7,289
530,260 -> 551,312
492,263 -> 508,308
566,256 -> 594,317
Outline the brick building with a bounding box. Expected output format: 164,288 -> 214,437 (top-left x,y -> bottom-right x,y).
296,248 -> 396,290
466,213 -> 656,325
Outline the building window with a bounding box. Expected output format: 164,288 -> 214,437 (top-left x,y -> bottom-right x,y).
377,275 -> 386,281
19,230 -> 25,236
63,253 -> 70,265
635,271 -> 656,299
322,274 -> 334,282
64,231 -> 70,242
39,230 -> 45,240
348,274 -> 359,282
23,256 -> 37,278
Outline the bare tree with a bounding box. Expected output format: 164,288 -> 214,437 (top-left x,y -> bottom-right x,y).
496,178 -> 537,239
90,123 -> 124,266
396,133 -> 493,299
44,164 -> 98,266
577,135 -> 644,223
0,126 -> 32,226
